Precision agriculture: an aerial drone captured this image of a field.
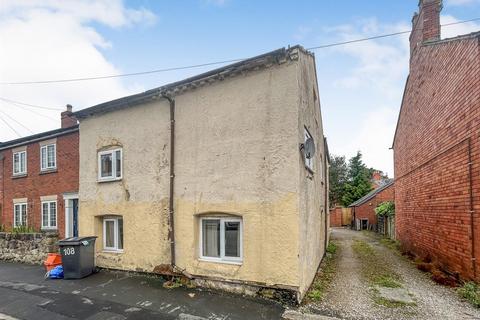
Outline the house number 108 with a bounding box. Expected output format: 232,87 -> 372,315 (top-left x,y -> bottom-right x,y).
63,247 -> 75,255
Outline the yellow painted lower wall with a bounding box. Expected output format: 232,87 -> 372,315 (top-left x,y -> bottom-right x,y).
79,193 -> 300,290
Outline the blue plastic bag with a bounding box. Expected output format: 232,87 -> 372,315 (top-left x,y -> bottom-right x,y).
46,265 -> 64,279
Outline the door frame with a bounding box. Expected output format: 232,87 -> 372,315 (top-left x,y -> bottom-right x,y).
63,192 -> 79,238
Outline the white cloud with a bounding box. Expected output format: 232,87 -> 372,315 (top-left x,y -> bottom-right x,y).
0,1 -> 156,141
329,18 -> 411,100
441,15 -> 480,39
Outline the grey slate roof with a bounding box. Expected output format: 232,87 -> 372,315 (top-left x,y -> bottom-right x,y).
73,46 -> 308,119
0,125 -> 78,151
349,180 -> 394,207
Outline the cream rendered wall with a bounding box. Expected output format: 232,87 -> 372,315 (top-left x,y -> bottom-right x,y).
78,49 -> 327,296
296,52 -> 328,298
173,60 -> 302,289
78,102 -> 172,271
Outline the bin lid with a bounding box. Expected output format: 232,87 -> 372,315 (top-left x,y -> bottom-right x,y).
58,236 -> 97,246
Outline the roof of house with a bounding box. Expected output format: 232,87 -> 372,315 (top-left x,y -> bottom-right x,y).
0,125 -> 78,151
349,180 -> 394,207
74,45 -> 310,120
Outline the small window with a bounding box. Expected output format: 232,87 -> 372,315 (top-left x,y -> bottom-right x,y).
98,149 -> 122,181
41,144 -> 56,171
103,217 -> 123,251
200,217 -> 242,263
13,151 -> 27,175
41,200 -> 57,229
304,128 -> 314,171
14,203 -> 27,227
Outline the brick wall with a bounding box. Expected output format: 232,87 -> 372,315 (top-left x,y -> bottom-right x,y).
353,184 -> 395,229
330,207 -> 343,227
0,131 -> 79,238
393,34 -> 480,280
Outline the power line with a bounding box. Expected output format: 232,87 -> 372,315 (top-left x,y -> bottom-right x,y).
0,97 -> 63,110
0,113 -> 21,137
0,109 -> 34,134
0,17 -> 478,86
1,101 -> 58,122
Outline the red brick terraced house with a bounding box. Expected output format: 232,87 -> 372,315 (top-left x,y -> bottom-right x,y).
393,0 -> 480,281
0,106 -> 79,239
350,181 -> 395,231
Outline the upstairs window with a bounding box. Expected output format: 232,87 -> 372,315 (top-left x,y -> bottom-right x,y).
13,151 -> 27,175
14,203 -> 27,227
41,144 -> 56,171
41,201 -> 57,229
200,217 -> 242,263
98,149 -> 122,181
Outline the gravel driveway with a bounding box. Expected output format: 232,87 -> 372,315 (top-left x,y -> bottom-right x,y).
300,228 -> 480,320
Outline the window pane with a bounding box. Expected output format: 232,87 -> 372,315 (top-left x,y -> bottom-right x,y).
21,204 -> 27,226
115,150 -> 121,178
20,152 -> 26,172
118,219 -> 123,250
101,154 -> 113,177
50,202 -> 56,227
202,220 -> 220,257
105,220 -> 115,248
42,203 -> 49,227
41,147 -> 47,169
14,205 -> 19,226
47,145 -> 55,167
13,154 -> 19,173
225,221 -> 240,258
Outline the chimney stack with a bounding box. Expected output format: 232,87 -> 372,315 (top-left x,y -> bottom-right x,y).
410,0 -> 442,55
61,104 -> 78,128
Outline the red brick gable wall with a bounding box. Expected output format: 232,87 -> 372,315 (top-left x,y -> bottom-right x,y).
0,131 -> 79,238
393,35 -> 480,281
353,184 -> 395,228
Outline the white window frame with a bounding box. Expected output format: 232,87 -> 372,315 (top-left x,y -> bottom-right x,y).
103,217 -> 123,252
97,148 -> 122,182
40,143 -> 56,171
41,200 -> 57,229
13,150 -> 27,175
199,217 -> 243,264
304,127 -> 314,172
13,203 -> 27,227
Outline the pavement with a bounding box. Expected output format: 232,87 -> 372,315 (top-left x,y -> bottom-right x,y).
0,261 -> 285,320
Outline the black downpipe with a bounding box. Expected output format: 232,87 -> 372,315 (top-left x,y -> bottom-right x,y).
162,93 -> 176,268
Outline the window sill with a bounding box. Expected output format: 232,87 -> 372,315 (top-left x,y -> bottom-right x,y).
12,174 -> 27,179
41,227 -> 57,232
198,258 -> 243,266
40,169 -> 57,175
102,249 -> 124,254
97,178 -> 122,183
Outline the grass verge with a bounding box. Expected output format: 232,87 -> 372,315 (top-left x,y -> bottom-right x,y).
304,241 -> 339,303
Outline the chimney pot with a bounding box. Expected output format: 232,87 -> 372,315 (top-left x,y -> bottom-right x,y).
61,104 -> 77,128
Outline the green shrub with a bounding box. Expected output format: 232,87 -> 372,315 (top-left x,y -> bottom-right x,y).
12,225 -> 36,233
326,242 -> 337,254
375,201 -> 395,217
458,282 -> 480,308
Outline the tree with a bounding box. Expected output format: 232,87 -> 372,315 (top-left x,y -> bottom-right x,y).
341,151 -> 373,206
329,155 -> 348,206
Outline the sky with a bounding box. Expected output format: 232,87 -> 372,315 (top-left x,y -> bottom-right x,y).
0,0 -> 479,176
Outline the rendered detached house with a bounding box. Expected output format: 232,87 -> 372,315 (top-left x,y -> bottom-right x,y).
393,0 -> 480,281
0,106 -> 79,238
73,46 -> 329,301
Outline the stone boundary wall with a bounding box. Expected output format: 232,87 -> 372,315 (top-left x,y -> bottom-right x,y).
0,232 -> 58,265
